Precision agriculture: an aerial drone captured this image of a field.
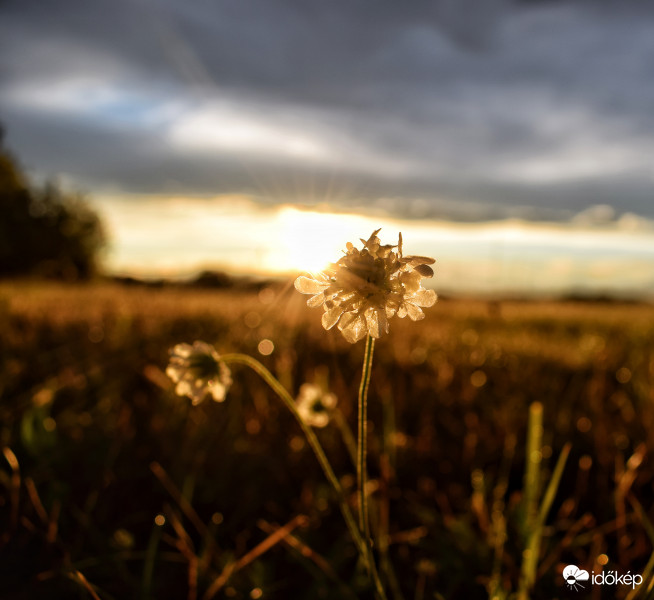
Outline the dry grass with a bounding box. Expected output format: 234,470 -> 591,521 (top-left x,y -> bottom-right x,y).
1,280 -> 653,599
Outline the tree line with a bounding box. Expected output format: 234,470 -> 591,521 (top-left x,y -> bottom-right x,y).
0,127 -> 105,280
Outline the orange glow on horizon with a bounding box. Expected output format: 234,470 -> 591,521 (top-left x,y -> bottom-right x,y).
94,194 -> 654,297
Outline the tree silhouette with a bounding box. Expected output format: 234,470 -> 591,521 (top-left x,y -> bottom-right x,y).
0,128 -> 106,280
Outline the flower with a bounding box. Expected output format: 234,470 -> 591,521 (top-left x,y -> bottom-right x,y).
166,341 -> 232,405
294,229 -> 437,343
295,383 -> 338,428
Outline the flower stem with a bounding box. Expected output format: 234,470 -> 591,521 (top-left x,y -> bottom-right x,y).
220,353 -> 387,600
357,336 -> 375,539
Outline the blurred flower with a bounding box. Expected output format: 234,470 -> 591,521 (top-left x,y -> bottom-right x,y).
166,341 -> 232,405
295,229 -> 437,343
296,383 -> 337,428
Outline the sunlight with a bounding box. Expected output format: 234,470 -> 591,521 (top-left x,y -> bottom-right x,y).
269,206 -> 377,274
95,194 -> 654,296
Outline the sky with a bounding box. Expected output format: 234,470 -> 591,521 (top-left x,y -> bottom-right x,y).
1,0 -> 653,295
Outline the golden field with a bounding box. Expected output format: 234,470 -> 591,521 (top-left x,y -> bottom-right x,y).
1,280 -> 653,600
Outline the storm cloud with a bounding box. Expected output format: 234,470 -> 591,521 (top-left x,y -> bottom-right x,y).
1,0 -> 654,221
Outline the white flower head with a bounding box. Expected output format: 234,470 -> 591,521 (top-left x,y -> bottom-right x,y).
295,229 -> 437,343
166,341 -> 232,405
295,383 -> 338,428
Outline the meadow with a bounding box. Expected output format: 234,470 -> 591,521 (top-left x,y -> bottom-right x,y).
1,280 -> 653,600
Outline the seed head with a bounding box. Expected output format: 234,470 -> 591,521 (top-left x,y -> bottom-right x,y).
166,341 -> 232,405
295,229 -> 437,343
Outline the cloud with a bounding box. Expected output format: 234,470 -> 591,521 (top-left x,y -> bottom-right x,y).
2,0 -> 654,220
94,195 -> 654,296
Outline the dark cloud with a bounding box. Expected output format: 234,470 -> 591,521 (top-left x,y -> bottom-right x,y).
1,0 -> 653,220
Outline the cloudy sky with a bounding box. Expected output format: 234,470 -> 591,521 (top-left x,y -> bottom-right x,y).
1,0 -> 653,293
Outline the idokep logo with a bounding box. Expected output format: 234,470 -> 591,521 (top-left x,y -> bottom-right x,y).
563,564 -> 643,591
563,565 -> 589,591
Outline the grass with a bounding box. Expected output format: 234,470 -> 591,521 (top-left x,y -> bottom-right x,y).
1,279 -> 653,599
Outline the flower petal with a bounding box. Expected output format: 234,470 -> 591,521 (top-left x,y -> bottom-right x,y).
210,382 -> 227,402
307,293 -> 326,308
406,302 -> 425,321
322,393 -> 338,409
341,314 -> 367,343
322,305 -> 344,330
166,365 -> 182,381
175,380 -> 192,397
295,275 -> 328,294
170,343 -> 193,359
377,308 -> 389,334
337,311 -> 358,331
400,270 -> 422,293
401,255 -> 435,266
364,308 -> 380,338
414,288 -> 437,307
311,413 -> 329,428
414,264 -> 434,278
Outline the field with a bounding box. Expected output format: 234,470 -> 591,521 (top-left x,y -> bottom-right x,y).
1,280 -> 653,600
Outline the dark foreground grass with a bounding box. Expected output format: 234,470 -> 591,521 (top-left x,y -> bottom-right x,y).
1,280 -> 653,600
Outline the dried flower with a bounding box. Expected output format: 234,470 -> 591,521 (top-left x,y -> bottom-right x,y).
295,229 -> 437,343
295,383 -> 337,428
166,341 -> 232,405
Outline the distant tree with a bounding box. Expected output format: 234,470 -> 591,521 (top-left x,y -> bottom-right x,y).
0,127 -> 106,280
